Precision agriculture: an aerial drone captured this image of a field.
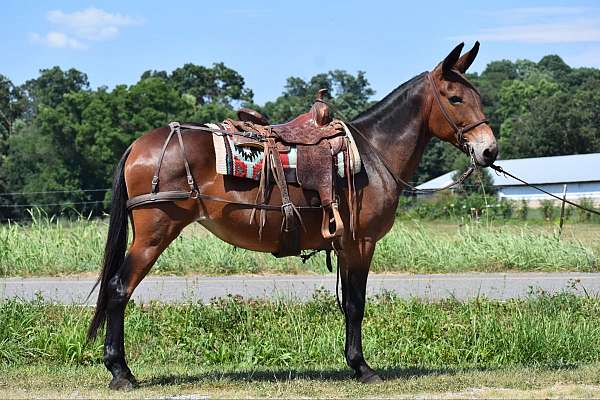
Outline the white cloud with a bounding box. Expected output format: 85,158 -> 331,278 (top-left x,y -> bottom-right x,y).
46,7 -> 143,41
453,20 -> 600,44
29,31 -> 86,49
30,7 -> 142,49
453,7 -> 600,44
492,6 -> 589,20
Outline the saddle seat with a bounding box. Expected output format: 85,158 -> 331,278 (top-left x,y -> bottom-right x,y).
237,89 -> 341,145
229,89 -> 353,256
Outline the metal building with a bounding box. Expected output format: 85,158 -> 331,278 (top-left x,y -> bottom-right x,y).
416,153 -> 600,205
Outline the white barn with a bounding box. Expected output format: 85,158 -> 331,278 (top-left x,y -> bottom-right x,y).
416,153 -> 600,205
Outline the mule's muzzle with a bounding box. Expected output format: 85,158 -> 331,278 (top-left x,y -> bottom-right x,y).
470,140 -> 498,167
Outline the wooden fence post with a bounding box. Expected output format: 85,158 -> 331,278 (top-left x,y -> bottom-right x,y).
558,184 -> 568,239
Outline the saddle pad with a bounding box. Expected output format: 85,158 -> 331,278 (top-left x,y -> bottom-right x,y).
209,124 -> 296,180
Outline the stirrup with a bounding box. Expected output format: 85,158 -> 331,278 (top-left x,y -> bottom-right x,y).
321,202 -> 344,239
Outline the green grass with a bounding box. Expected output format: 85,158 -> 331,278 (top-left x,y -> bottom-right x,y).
1,216 -> 599,276
3,293 -> 600,397
3,363 -> 600,399
3,292 -> 600,368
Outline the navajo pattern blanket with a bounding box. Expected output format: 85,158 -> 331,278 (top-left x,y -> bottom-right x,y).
210,123 -> 360,182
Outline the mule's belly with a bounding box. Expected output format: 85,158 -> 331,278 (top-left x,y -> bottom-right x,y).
197,203 -> 328,253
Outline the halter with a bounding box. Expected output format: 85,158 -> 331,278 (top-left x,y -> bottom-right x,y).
426,72 -> 488,154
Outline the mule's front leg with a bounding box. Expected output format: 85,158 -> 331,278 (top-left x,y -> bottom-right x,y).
340,241 -> 382,383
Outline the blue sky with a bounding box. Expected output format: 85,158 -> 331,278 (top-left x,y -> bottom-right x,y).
2,0 -> 599,104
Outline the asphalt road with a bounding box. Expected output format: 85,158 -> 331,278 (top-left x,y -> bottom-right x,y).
1,272 -> 599,304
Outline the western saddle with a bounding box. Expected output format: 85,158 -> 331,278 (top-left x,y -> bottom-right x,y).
223,89 -> 356,257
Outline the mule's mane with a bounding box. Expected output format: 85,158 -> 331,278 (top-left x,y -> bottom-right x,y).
352,72 -> 428,126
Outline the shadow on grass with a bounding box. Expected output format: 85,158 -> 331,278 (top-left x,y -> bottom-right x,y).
142,364 -> 578,387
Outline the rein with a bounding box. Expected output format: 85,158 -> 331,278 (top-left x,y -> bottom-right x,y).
490,164 -> 600,216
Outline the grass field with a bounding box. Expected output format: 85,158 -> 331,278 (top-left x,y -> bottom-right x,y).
0,216 -> 599,276
3,363 -> 600,399
3,292 -> 600,398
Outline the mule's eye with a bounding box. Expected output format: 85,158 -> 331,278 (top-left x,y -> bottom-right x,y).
449,96 -> 463,104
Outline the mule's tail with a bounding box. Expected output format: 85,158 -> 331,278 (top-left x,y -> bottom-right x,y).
87,146 -> 132,341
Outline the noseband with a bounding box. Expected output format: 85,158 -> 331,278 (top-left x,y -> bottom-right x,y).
426,72 -> 488,154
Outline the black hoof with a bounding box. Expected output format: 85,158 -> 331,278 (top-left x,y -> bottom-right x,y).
355,371 -> 383,384
108,375 -> 136,391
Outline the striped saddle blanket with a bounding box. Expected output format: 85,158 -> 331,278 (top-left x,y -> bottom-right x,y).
210,123 -> 361,183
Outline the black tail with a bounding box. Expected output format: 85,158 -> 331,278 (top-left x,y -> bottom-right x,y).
87,146 -> 132,341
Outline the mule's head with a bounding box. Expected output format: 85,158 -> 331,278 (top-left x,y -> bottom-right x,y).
427,42 -> 498,167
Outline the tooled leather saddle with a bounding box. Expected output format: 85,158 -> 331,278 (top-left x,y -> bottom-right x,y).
220,89 -> 357,257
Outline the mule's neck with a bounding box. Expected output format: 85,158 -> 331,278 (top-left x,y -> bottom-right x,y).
351,72 -> 432,190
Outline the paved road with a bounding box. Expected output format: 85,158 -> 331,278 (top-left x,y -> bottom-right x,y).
1,272 -> 599,304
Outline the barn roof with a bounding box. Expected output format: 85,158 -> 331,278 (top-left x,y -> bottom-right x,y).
416,153 -> 600,190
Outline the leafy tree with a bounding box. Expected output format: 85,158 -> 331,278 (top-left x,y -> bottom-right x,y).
22,67 -> 89,113
262,70 -> 374,123
169,62 -> 253,105
538,55 -> 571,84
497,77 -> 561,157
470,60 -> 518,135
1,55 -> 600,220
0,75 -> 26,139
1,121 -> 83,217
508,88 -> 600,157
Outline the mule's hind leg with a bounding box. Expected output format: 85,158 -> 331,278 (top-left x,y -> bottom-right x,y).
104,204 -> 194,390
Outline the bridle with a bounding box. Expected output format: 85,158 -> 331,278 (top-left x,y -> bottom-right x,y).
322,71 -> 489,194
426,71 -> 488,156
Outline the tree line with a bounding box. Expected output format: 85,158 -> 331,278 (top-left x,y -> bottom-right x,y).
0,55 -> 598,219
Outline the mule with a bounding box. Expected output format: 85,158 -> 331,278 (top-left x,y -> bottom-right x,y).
88,42 -> 498,389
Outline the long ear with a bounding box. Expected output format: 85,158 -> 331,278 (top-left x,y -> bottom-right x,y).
455,41 -> 480,73
442,42 -> 464,73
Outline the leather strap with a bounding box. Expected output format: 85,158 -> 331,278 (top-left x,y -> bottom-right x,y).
266,137 -> 302,257
173,122 -> 196,192
151,122 -> 197,195
126,190 -> 325,211
126,190 -> 191,209
179,123 -> 266,142
151,125 -> 176,193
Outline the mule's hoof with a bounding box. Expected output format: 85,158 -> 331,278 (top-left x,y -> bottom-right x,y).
357,371 -> 383,384
109,376 -> 136,391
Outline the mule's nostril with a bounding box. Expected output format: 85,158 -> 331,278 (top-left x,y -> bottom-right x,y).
482,145 -> 498,161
